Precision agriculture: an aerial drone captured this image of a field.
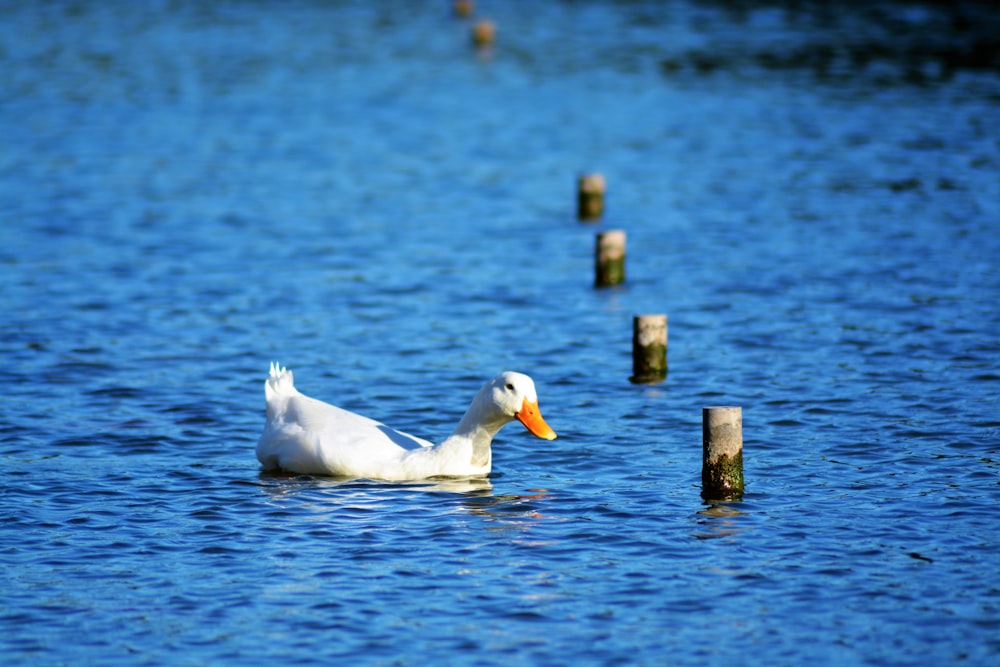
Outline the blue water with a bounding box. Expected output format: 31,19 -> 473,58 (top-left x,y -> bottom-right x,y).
2,1 -> 1000,665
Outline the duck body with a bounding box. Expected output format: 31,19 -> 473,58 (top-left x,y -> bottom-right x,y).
256,363 -> 556,481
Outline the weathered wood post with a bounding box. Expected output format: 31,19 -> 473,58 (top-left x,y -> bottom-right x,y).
702,406 -> 744,502
471,19 -> 495,47
577,173 -> 605,220
630,314 -> 667,383
594,230 -> 625,288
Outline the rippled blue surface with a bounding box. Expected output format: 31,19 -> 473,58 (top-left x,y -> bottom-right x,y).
3,1 -> 1000,665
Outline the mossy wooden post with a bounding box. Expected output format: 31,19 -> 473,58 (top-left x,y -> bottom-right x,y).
702,406 -> 744,502
595,230 -> 625,288
630,314 -> 667,384
471,19 -> 495,47
577,173 -> 605,220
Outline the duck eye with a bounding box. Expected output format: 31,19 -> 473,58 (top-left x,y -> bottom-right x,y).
505,383 -> 515,392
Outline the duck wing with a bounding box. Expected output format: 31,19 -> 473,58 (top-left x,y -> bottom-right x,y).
256,364 -> 433,476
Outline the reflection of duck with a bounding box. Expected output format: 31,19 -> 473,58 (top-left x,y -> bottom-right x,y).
256,364 -> 557,481
257,472 -> 495,498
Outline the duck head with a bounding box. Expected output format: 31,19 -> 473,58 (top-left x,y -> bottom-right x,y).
489,371 -> 557,440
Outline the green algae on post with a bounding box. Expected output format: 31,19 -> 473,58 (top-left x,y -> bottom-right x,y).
702,406 -> 744,502
594,229 -> 626,288
630,314 -> 667,384
577,173 -> 606,220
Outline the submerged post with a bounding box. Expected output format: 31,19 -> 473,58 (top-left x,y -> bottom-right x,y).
630,314 -> 667,384
471,19 -> 495,47
702,406 -> 744,502
594,229 -> 626,288
577,173 -> 606,220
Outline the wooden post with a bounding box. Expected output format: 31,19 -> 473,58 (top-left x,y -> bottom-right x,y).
594,230 -> 625,288
702,406 -> 744,502
454,0 -> 474,17
630,314 -> 667,383
471,20 -> 495,47
577,173 -> 605,220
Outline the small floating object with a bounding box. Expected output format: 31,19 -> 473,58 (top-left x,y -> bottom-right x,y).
453,0 -> 474,17
594,229 -> 626,288
701,406 -> 744,502
577,172 -> 606,220
630,314 -> 667,384
471,19 -> 496,47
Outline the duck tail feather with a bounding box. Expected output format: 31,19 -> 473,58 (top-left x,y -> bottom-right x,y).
265,362 -> 296,401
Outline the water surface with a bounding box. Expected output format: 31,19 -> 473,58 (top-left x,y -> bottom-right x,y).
2,2 -> 999,665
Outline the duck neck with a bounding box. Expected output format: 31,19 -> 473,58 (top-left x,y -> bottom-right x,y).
445,395 -> 509,467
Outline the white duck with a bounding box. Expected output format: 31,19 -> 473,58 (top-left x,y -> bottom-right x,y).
256,363 -> 557,480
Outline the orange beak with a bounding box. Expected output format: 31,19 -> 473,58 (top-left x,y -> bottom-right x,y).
515,398 -> 557,440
